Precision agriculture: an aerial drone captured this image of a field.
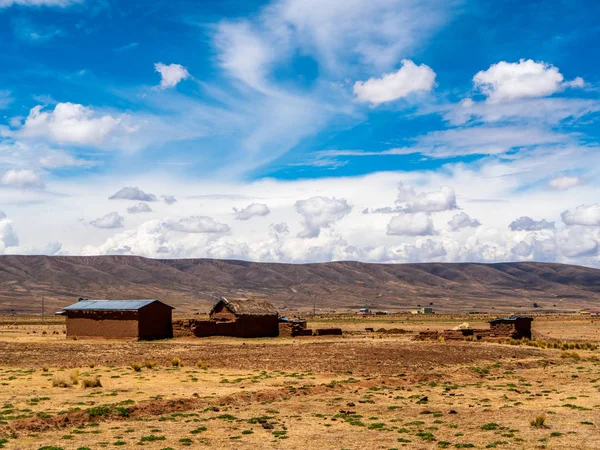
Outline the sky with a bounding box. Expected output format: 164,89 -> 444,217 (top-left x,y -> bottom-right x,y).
0,0 -> 600,266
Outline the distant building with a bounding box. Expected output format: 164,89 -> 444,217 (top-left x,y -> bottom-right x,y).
419,307 -> 433,314
194,297 -> 279,338
489,315 -> 533,339
64,299 -> 174,340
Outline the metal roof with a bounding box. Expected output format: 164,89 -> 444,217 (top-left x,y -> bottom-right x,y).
64,299 -> 167,311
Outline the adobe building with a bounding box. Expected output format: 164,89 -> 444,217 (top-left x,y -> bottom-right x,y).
489,315 -> 533,339
193,297 -> 279,338
64,299 -> 174,340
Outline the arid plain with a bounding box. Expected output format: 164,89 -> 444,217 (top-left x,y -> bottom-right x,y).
1,315 -> 599,450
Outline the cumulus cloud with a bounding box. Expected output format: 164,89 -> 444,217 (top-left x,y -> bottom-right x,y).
89,212 -> 124,229
295,196 -> 351,238
448,212 -> 481,231
109,187 -> 157,202
269,222 -> 289,235
127,202 -> 152,214
0,211 -> 19,248
353,60 -> 436,105
233,203 -> 271,220
548,176 -> 582,190
387,212 -> 435,236
164,216 -> 230,234
368,182 -> 456,214
161,195 -> 177,205
473,59 -> 584,103
14,103 -> 138,148
0,169 -> 44,189
561,205 -> 600,227
509,216 -> 555,231
154,63 -> 190,89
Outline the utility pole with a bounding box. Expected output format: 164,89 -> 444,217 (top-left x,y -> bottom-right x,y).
313,295 -> 316,318
42,295 -> 45,321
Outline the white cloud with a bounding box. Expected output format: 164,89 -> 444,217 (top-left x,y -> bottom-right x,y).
473,59 -> 584,103
0,211 -> 19,248
448,212 -> 481,231
387,212 -> 435,236
269,222 -> 289,235
353,60 -> 436,105
154,63 -> 191,89
295,196 -> 351,238
127,202 -> 152,214
0,0 -> 80,7
233,203 -> 271,220
14,103 -> 138,148
561,204 -> 600,227
399,183 -> 456,213
109,187 -> 157,202
1,169 -> 44,189
509,216 -> 555,231
39,150 -> 96,169
164,216 -> 230,234
161,195 -> 177,205
548,176 -> 582,190
89,212 -> 124,229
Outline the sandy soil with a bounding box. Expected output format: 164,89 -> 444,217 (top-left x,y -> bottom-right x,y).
1,316 -> 599,449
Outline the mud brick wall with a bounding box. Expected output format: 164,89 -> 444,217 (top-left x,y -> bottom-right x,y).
66,310 -> 139,339
172,319 -> 197,337
315,328 -> 343,336
279,322 -> 310,337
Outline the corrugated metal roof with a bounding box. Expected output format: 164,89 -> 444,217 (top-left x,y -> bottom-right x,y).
64,299 -> 163,311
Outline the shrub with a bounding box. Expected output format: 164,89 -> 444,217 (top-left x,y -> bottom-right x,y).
530,415 -> 547,428
42,367 -> 49,372
88,362 -> 96,369
561,351 -> 581,360
81,376 -> 102,388
131,363 -> 142,372
144,361 -> 157,369
70,369 -> 79,385
481,423 -> 499,431
52,373 -> 72,388
196,360 -> 209,369
171,358 -> 183,367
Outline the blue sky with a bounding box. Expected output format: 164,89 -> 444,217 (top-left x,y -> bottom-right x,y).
0,0 -> 599,266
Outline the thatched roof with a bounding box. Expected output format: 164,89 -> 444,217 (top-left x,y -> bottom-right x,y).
210,297 -> 278,317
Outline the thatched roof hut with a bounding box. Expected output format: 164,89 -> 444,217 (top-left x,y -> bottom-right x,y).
200,297 -> 279,338
210,297 -> 278,318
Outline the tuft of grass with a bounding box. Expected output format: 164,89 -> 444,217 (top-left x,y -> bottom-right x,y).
481,423 -> 499,431
88,361 -> 96,369
70,369 -> 79,385
81,376 -> 102,389
131,363 -> 142,372
530,415 -> 548,429
561,351 -> 581,360
144,361 -> 157,369
42,367 -> 49,372
171,358 -> 183,367
195,360 -> 209,369
52,373 -> 72,388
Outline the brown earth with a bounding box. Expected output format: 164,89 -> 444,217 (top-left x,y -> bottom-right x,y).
1,255 -> 600,314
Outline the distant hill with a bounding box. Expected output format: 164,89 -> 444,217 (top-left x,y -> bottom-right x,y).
0,256 -> 599,314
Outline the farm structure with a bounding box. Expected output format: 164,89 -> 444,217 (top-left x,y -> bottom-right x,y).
182,298 -> 280,338
64,299 -> 174,340
415,315 -> 534,341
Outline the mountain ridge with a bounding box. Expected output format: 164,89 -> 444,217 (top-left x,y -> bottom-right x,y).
0,255 -> 599,314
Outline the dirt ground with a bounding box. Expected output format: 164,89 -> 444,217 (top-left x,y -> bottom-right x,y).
0,315 -> 599,449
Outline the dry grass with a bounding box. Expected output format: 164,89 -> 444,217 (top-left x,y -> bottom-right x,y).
171,357 -> 183,367
81,376 -> 102,388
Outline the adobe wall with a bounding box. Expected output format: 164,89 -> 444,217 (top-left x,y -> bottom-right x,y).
138,303 -> 173,340
66,311 -> 139,339
279,322 -> 310,337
